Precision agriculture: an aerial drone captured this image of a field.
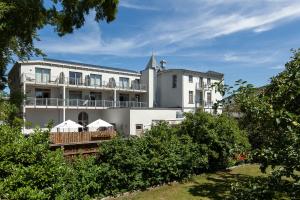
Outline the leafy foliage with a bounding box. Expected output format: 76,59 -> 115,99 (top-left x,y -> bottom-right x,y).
0,96 -> 249,198
179,111 -> 250,170
95,122 -> 208,196
0,0 -> 119,90
229,49 -> 300,199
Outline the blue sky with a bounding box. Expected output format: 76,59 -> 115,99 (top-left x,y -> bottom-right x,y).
22,0 -> 300,87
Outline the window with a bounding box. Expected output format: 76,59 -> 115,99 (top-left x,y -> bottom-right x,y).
176,111 -> 184,118
90,74 -> 102,86
189,91 -> 194,104
69,91 -> 82,99
172,75 -> 177,88
199,92 -> 203,105
119,93 -> 129,101
207,92 -> 212,106
35,89 -> 50,98
132,79 -> 140,89
78,112 -> 88,128
69,71 -> 82,85
35,89 -> 50,105
135,94 -> 140,102
90,92 -> 102,100
136,124 -> 143,135
35,68 -> 50,83
189,75 -> 193,83
200,77 -> 203,88
119,77 -> 129,89
136,124 -> 143,130
207,78 -> 211,86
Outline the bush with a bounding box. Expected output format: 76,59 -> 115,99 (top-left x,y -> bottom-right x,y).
95,122 -> 208,196
179,111 -> 250,170
0,101 -> 248,198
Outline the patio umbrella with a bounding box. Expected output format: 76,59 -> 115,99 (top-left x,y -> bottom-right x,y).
87,119 -> 113,132
51,119 -> 83,132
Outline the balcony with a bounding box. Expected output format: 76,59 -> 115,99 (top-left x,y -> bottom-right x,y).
195,100 -> 214,108
21,73 -> 147,92
24,97 -> 147,108
196,82 -> 212,90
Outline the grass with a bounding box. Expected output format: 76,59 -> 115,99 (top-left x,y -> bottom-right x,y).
110,164 -> 284,200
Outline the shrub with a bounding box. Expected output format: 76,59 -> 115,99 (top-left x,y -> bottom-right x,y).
179,111 -> 250,170
95,122 -> 208,196
0,125 -> 81,200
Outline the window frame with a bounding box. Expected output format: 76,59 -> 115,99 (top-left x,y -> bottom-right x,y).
172,75 -> 177,88
188,75 -> 193,83
189,91 -> 194,104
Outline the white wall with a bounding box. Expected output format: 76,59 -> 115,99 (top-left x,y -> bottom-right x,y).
99,108 -> 130,136
129,109 -> 182,135
141,68 -> 154,107
157,72 -> 182,107
26,108 -> 63,128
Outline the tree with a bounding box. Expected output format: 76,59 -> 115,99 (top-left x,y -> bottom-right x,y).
231,49 -> 300,199
0,0 -> 119,90
179,111 -> 250,170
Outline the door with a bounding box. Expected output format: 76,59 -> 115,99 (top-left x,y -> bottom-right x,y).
35,68 -> 50,83
35,89 -> 50,105
69,71 -> 82,85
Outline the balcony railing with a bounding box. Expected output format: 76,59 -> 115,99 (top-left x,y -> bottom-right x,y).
25,98 -> 64,106
22,73 -> 147,91
196,82 -> 212,90
25,97 -> 147,108
195,100 -> 214,108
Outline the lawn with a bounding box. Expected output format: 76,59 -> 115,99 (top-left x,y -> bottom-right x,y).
110,164 -> 275,200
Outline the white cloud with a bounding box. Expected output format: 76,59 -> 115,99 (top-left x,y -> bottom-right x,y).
270,65 -> 285,70
119,0 -> 159,11
37,0 -> 300,58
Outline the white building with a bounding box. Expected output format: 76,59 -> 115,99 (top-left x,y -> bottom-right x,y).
8,55 -> 224,136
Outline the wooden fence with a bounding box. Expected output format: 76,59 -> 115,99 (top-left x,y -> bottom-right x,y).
50,130 -> 117,145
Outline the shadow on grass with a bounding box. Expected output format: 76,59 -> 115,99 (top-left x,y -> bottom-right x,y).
187,172 -> 293,200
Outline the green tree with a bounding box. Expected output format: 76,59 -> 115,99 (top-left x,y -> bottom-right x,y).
0,0 -> 119,90
231,49 -> 300,199
179,111 -> 250,170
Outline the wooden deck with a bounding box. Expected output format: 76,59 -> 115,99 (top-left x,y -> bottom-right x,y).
49,131 -> 116,157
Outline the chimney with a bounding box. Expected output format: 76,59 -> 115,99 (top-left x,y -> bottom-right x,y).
160,60 -> 167,69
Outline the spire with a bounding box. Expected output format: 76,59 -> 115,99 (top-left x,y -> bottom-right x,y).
146,53 -> 157,69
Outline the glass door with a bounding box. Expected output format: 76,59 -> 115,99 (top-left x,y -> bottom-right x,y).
35,68 -> 50,83
69,72 -> 82,85
90,74 -> 102,86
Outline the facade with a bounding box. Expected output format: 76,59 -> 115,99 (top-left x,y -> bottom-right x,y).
8,55 -> 224,135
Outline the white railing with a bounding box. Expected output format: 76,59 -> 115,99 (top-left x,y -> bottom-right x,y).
25,98 -> 64,106
22,73 -> 147,91
196,82 -> 212,90
25,97 -> 147,108
195,100 -> 214,108
115,101 -> 147,108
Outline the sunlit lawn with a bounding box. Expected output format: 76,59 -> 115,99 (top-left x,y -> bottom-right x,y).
110,164 -> 282,200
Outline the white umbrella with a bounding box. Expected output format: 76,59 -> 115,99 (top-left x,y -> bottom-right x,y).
87,119 -> 112,132
51,120 -> 83,132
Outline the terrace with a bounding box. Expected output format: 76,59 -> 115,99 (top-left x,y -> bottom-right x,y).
25,97 -> 147,108
21,73 -> 147,92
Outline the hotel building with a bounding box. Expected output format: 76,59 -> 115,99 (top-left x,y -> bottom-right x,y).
8,55 -> 223,135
